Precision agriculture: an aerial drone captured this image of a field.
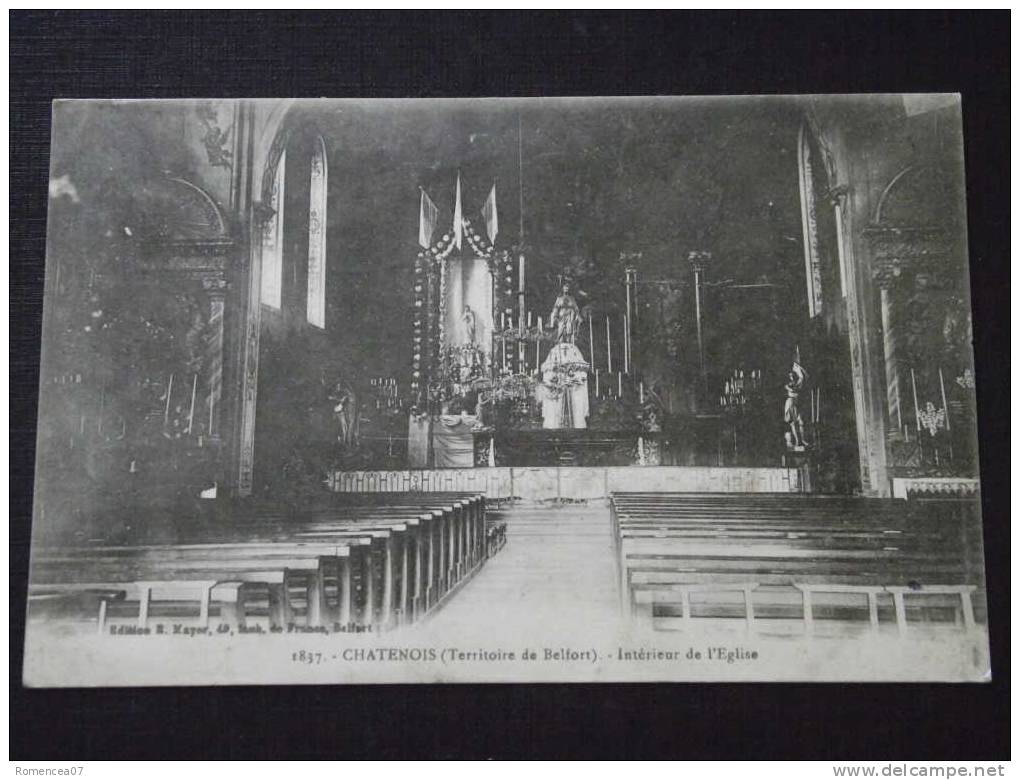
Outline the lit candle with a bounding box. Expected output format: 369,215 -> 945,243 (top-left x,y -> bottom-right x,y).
639,381 -> 644,404
618,372 -> 623,397
595,369 -> 600,397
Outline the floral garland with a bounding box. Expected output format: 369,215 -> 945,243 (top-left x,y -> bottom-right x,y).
539,362 -> 589,399
409,254 -> 425,413
438,255 -> 448,356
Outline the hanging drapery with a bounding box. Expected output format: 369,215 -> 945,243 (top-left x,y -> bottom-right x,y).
418,187 -> 439,249
482,183 -> 498,244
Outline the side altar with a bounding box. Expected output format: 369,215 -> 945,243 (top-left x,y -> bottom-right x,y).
405,178 -> 651,469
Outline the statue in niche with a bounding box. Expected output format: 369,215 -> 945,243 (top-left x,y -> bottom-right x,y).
461,304 -> 476,346
549,281 -> 582,345
783,359 -> 809,450
328,379 -> 360,449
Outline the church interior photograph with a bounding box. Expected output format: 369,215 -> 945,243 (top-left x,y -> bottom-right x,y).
24,94 -> 988,683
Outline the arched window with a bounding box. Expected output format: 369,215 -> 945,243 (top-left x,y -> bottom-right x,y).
306,137 -> 327,328
797,125 -> 824,319
260,150 -> 286,308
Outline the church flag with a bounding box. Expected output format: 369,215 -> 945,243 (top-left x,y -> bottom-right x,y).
453,172 -> 464,250
418,188 -> 439,249
482,183 -> 498,244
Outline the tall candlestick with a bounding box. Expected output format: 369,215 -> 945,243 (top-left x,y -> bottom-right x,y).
518,254 -> 526,335
910,368 -> 921,433
625,270 -> 633,373
588,313 -> 594,366
606,315 -> 613,373
187,373 -> 198,434
623,315 -> 630,374
164,373 -> 174,425
938,367 -> 951,431
97,384 -> 105,435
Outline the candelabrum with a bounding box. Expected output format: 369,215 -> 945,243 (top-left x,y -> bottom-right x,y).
369,377 -> 403,414
719,368 -> 762,413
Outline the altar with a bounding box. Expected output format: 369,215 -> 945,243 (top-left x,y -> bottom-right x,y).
406,175 -> 654,470
481,429 -> 651,467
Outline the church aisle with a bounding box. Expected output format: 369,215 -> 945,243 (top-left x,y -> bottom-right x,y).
417,502 -> 623,638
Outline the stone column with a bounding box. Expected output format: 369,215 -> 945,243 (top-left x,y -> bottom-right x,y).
236,200 -> 275,496
877,283 -> 904,436
203,278 -> 228,440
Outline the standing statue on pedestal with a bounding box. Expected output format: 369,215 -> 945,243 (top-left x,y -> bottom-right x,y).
784,359 -> 809,450
549,282 -> 581,344
538,281 -> 589,429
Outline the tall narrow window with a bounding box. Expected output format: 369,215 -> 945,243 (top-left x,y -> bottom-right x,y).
260,150 -> 286,308
306,137 -> 327,328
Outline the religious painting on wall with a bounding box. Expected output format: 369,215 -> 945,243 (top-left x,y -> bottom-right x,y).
23,95 -> 990,686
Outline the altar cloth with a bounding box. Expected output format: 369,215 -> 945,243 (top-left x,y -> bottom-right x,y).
432,414 -> 478,467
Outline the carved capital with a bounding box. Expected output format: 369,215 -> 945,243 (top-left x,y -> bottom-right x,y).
826,183 -> 850,207
688,250 -> 712,272
865,225 -> 955,288
252,200 -> 276,226
202,277 -> 229,298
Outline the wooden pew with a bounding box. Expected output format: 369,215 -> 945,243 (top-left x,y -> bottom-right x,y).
30,492 -> 488,633
31,542 -> 359,630
610,492 -> 983,635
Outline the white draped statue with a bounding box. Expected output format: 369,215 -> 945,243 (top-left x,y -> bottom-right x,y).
537,342 -> 590,429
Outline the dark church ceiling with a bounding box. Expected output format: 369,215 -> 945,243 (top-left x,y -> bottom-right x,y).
291,97 -> 807,300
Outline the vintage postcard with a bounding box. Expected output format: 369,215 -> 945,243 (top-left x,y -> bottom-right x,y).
23,95 -> 989,686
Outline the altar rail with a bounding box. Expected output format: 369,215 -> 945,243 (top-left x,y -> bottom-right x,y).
330,466 -> 803,501
891,477 -> 981,500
